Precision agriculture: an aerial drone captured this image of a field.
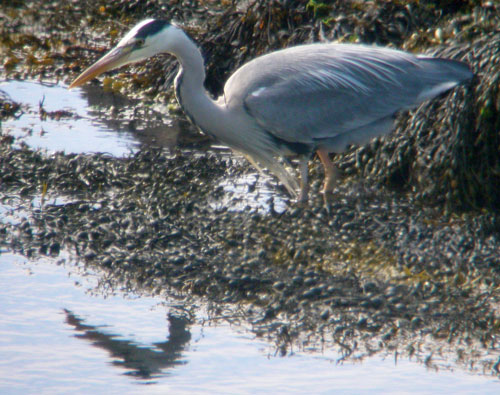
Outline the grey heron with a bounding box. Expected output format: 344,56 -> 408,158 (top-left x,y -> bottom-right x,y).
69,19 -> 473,207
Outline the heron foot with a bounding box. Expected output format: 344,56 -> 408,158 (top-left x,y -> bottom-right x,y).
323,190 -> 334,214
317,148 -> 339,210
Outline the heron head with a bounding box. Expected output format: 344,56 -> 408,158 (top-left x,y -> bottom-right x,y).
69,19 -> 178,89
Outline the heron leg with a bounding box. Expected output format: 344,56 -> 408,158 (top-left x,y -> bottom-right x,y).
317,148 -> 339,211
298,157 -> 309,203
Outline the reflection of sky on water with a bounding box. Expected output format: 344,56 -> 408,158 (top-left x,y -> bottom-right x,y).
0,80 -> 139,156
0,253 -> 498,394
0,253 -> 177,391
0,80 -> 287,213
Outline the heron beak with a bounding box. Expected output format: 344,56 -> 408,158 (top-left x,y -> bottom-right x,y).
68,46 -> 130,89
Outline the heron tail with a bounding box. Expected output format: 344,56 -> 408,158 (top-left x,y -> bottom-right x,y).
415,57 -> 473,102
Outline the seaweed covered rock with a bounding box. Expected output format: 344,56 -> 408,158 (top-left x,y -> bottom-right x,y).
358,31 -> 499,211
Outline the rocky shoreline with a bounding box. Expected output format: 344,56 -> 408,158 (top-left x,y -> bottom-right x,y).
1,0 -> 499,374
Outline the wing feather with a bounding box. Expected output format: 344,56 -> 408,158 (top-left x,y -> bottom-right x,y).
223,43 -> 471,149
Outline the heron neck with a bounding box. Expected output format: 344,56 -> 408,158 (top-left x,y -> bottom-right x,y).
172,32 -> 206,92
172,33 -> 225,138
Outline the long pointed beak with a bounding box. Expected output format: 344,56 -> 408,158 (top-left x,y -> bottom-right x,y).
68,47 -> 129,89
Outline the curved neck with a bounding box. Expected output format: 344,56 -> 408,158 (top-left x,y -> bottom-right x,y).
171,32 -> 226,138
172,32 -> 206,94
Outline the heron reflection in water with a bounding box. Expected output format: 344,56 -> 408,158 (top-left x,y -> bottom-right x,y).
70,19 -> 472,208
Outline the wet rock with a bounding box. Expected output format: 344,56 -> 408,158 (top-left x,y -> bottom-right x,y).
273,281 -> 286,291
49,242 -> 60,256
320,308 -> 331,321
361,296 -> 385,310
302,286 -> 323,300
411,316 -> 423,328
363,282 -> 379,294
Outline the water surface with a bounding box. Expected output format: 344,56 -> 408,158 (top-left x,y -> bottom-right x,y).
0,80 -> 287,213
0,253 -> 498,394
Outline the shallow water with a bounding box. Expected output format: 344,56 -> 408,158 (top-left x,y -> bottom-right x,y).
1,252 -> 499,395
0,80 -> 141,156
1,81 -> 499,393
0,80 -> 288,213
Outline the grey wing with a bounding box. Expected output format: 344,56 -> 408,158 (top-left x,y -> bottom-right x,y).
227,44 -> 471,150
